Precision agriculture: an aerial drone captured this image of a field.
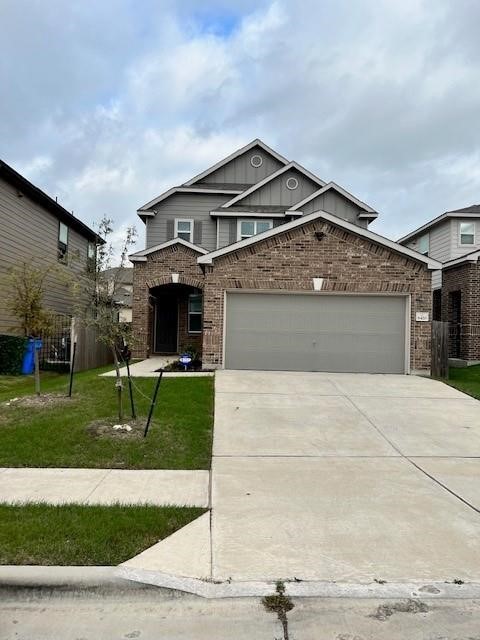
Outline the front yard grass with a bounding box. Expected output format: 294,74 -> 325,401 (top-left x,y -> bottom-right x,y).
0,503 -> 205,565
0,367 -> 213,469
447,363 -> 480,400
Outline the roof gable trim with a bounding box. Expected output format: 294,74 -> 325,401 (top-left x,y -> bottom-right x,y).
287,182 -> 377,214
398,212 -> 480,244
129,238 -> 208,262
197,208 -> 442,269
183,139 -> 289,187
137,185 -> 244,213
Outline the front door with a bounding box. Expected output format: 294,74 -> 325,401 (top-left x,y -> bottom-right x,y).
154,295 -> 178,353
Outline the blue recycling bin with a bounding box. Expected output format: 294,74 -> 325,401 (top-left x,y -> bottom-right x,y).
21,338 -> 43,375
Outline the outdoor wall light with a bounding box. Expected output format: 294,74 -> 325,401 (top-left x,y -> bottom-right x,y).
315,231 -> 326,241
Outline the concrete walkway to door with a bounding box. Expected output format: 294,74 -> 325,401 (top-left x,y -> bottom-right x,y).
121,370 -> 480,595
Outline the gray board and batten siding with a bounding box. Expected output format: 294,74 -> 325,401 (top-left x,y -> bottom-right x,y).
239,169 -> 319,208
145,193 -> 229,252
224,292 -> 408,374
300,190 -> 368,227
196,146 -> 285,185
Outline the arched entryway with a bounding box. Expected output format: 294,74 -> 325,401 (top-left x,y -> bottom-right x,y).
148,283 -> 203,355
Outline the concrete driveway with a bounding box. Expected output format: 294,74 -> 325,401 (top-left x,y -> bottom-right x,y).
212,371 -> 480,583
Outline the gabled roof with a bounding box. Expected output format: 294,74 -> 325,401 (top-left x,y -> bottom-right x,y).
446,204 -> 480,214
197,208 -> 442,269
183,139 -> 289,187
129,238 -> 208,262
442,249 -> 480,270
398,205 -> 480,244
137,185 -> 244,214
220,162 -> 326,209
0,159 -> 102,243
286,181 -> 377,217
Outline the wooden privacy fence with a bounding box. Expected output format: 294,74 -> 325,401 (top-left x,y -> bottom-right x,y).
431,320 -> 449,379
70,317 -> 113,372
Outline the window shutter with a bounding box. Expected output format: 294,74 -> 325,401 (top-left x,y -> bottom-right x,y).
229,220 -> 237,244
193,220 -> 202,245
166,219 -> 174,240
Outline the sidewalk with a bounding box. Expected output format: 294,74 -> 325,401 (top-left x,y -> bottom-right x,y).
0,468 -> 209,507
100,357 -> 214,378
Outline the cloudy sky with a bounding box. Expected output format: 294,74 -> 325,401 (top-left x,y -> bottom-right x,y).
2,0 -> 480,253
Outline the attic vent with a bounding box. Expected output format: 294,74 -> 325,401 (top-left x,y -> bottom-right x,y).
286,177 -> 298,190
250,154 -> 263,168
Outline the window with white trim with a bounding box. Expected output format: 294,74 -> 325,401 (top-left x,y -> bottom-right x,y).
460,222 -> 475,245
238,219 -> 273,241
58,222 -> 69,262
417,233 -> 429,255
188,293 -> 202,333
175,219 -> 193,242
87,241 -> 96,271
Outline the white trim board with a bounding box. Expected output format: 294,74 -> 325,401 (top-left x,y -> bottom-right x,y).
220,161 -> 326,209
129,238 -> 208,262
210,210 -> 286,218
183,138 -> 289,186
197,208 -> 443,269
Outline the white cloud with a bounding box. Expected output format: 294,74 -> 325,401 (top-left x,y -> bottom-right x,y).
2,0 -> 480,248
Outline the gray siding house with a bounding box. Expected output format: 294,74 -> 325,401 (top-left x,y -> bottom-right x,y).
0,160 -> 99,335
130,139 -> 439,374
399,205 -> 480,362
398,206 -> 480,291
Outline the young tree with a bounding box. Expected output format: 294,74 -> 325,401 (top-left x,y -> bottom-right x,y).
73,217 -> 137,420
7,262 -> 54,395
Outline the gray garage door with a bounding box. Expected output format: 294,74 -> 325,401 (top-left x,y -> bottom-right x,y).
224,293 -> 407,373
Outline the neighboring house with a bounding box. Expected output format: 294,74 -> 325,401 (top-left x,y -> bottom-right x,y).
102,267 -> 133,322
399,205 -> 480,363
0,159 -> 99,335
130,139 -> 440,374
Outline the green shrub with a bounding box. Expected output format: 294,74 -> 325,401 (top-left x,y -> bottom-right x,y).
0,335 -> 27,375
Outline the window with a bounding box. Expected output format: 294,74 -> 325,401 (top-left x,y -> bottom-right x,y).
460,222 -> 475,245
238,219 -> 273,241
175,219 -> 193,243
188,293 -> 202,333
58,222 -> 69,262
417,233 -> 429,255
87,242 -> 96,271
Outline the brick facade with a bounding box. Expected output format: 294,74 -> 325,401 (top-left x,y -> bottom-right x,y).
132,221 -> 433,370
132,244 -> 204,358
442,262 -> 480,360
202,220 -> 432,371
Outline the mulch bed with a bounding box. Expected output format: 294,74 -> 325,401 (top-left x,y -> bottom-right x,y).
86,417 -> 147,440
2,393 -> 75,409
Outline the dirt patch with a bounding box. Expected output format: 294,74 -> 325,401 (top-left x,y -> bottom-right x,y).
87,417 -> 146,440
2,393 -> 74,409
369,599 -> 428,621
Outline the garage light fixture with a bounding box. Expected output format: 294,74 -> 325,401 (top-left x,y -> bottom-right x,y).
315,231 -> 326,241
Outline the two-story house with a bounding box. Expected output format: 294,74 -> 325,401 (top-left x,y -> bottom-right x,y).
399,205 -> 480,363
130,139 -> 440,374
0,159 -> 100,336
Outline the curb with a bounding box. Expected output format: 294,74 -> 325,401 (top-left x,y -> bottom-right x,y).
3,566 -> 480,601
0,566 -> 166,593
117,566 -> 480,600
